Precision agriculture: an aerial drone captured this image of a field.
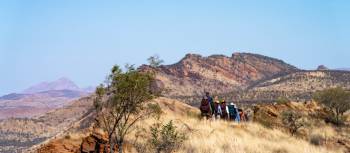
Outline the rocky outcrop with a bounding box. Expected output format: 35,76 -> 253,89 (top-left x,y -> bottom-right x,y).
80,129 -> 108,153
139,52 -> 298,98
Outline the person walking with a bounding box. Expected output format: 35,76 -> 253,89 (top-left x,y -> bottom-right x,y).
227,102 -> 240,122
213,96 -> 221,119
199,96 -> 211,119
205,92 -> 215,116
220,99 -> 228,120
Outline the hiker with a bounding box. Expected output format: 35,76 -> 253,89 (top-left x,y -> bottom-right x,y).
199,97 -> 212,119
220,99 -> 228,120
214,96 -> 222,118
205,92 -> 215,116
244,109 -> 252,122
214,96 -> 221,118
238,109 -> 246,122
245,113 -> 249,122
227,102 -> 240,122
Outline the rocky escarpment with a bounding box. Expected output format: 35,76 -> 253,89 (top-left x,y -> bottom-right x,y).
140,52 -> 298,98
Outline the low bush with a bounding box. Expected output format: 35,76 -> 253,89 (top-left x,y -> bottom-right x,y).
310,134 -> 324,146
149,120 -> 187,153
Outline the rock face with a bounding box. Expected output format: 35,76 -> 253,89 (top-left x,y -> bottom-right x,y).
139,52 -> 298,97
80,129 -> 108,153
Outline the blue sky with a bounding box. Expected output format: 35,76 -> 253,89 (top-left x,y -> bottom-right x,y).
0,0 -> 349,95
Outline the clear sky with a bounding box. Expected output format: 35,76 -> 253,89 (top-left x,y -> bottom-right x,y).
0,0 -> 349,95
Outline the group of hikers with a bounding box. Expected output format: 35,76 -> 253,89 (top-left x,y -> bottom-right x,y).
199,92 -> 248,122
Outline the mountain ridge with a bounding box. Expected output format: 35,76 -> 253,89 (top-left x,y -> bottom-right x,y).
140,52 -> 299,98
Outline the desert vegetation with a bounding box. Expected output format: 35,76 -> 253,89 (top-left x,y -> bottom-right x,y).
93,64 -> 161,153
313,87 -> 350,125
125,98 -> 347,153
37,97 -> 349,153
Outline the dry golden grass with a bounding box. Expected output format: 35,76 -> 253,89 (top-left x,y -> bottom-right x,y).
36,97 -> 347,153
178,121 -> 343,153
129,97 -> 345,153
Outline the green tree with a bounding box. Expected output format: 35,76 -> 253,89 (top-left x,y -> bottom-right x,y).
149,120 -> 186,153
313,87 -> 350,125
147,55 -> 164,67
282,111 -> 306,136
94,65 -> 160,153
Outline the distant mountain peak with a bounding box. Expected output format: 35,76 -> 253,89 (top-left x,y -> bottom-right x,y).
22,77 -> 80,94
317,65 -> 329,70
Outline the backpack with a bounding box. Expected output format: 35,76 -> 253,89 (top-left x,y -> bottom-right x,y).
228,105 -> 237,117
200,99 -> 211,113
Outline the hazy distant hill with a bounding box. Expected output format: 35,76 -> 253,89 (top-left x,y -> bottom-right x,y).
22,77 -> 81,94
0,78 -> 93,119
336,68 -> 350,71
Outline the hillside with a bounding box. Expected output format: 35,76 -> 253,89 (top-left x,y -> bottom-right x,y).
0,96 -> 94,153
139,53 -> 298,98
0,90 -> 88,119
253,101 -> 350,151
139,53 -> 350,105
35,97 -> 348,153
244,70 -> 350,102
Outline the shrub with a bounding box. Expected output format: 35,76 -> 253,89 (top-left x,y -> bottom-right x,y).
149,120 -> 187,153
259,119 -> 274,129
273,148 -> 288,153
64,134 -> 71,139
313,87 -> 350,126
94,65 -> 159,153
281,111 -> 306,136
148,55 -> 164,67
310,134 -> 324,146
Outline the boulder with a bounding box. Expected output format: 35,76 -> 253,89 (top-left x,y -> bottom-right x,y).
80,129 -> 108,153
